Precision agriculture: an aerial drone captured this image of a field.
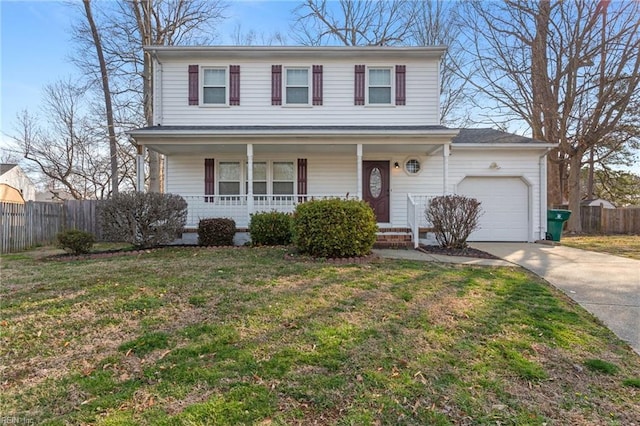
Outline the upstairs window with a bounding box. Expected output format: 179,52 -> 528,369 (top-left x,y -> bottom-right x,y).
203,68 -> 226,105
285,68 -> 309,105
368,68 -> 392,104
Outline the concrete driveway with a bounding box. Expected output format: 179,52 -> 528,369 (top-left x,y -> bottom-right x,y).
471,242 -> 640,355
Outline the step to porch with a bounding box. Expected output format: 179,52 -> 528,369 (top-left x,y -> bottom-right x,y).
374,228 -> 413,249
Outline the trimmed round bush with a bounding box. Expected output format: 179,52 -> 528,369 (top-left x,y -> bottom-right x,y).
293,198 -> 377,258
249,211 -> 293,246
198,218 -> 236,246
56,229 -> 95,254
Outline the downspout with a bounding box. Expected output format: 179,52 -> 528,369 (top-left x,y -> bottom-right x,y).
539,148 -> 552,240
149,49 -> 163,126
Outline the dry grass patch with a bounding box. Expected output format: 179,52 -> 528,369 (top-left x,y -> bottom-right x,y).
1,247 -> 639,425
562,234 -> 640,260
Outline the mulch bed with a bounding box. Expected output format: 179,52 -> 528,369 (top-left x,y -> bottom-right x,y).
284,250 -> 379,264
44,245 -> 246,261
418,244 -> 501,260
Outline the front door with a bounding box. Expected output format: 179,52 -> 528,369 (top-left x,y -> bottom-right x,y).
363,161 -> 390,223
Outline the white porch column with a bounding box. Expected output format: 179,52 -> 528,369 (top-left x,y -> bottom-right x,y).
247,144 -> 254,218
443,144 -> 450,195
356,144 -> 363,199
136,144 -> 145,192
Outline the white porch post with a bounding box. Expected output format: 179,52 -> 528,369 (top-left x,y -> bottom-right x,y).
443,144 -> 450,195
356,144 -> 363,199
247,144 -> 254,220
136,144 -> 145,192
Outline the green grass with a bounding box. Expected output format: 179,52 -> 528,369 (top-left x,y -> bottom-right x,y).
562,235 -> 640,260
1,246 -> 639,425
584,358 -> 620,375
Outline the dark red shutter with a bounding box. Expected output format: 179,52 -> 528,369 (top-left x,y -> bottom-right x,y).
395,65 -> 406,106
188,65 -> 199,105
297,159 -> 307,202
229,65 -> 240,106
205,158 -> 215,202
354,65 -> 365,105
271,65 -> 282,105
312,65 -> 323,105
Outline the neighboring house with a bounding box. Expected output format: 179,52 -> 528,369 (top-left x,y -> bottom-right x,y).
129,46 -> 555,244
581,198 -> 616,209
35,189 -> 75,202
0,164 -> 36,202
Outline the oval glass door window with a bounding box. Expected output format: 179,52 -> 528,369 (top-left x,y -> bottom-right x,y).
370,167 -> 382,198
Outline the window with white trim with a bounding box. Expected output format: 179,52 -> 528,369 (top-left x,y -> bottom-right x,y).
285,68 -> 309,105
272,162 -> 295,194
405,159 -> 421,174
246,162 -> 267,196
368,68 -> 392,104
218,161 -> 240,195
202,68 -> 227,105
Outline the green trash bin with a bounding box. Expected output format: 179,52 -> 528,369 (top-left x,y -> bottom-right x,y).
546,209 -> 571,241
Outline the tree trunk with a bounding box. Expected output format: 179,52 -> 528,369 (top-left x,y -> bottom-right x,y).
566,152 -> 583,233
546,149 -> 562,207
82,0 -> 119,196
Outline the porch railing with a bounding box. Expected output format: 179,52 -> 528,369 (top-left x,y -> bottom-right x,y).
407,194 -> 434,248
182,194 -> 355,228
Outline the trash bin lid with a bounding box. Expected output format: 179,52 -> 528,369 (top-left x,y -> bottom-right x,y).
547,209 -> 571,220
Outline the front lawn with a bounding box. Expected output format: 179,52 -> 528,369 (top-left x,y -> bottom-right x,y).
562,234 -> 640,260
1,247 -> 639,425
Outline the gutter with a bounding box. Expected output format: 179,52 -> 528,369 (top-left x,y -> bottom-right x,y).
127,128 -> 461,139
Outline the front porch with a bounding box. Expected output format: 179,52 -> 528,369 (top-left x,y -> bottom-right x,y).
180,193 -> 435,248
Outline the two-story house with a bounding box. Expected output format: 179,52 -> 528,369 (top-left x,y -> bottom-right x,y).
128,46 -> 555,245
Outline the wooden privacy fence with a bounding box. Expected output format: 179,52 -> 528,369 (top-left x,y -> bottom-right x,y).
0,200 -> 105,253
1,202 -> 64,253
581,205 -> 640,234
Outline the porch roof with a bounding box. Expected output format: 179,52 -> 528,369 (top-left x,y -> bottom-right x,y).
128,125 -> 460,155
128,125 -> 457,138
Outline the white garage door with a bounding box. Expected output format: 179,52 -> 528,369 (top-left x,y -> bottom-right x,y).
457,177 -> 529,242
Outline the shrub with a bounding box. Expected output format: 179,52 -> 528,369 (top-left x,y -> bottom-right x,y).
425,195 -> 482,249
56,229 -> 95,254
293,198 -> 377,258
100,192 -> 187,248
249,211 -> 293,246
198,218 -> 236,246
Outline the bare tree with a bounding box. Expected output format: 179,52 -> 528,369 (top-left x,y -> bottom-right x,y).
230,22 -> 288,46
72,0 -> 227,192
292,0 -> 415,46
81,0 -> 119,196
459,0 -> 640,231
408,0 -> 468,125
9,81 -> 114,199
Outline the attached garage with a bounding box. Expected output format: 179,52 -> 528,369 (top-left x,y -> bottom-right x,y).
457,176 -> 530,242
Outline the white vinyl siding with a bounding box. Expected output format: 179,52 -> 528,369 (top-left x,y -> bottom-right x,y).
158,58 -> 440,126
165,147 -> 545,238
